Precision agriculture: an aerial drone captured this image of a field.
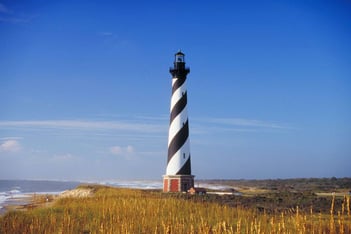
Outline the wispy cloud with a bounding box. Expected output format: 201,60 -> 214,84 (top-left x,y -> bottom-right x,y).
0,116 -> 292,142
134,115 -> 168,121
97,31 -> 134,50
0,136 -> 23,140
0,3 -> 35,24
98,32 -> 114,37
0,16 -> 30,23
110,145 -> 135,160
0,120 -> 166,133
51,153 -> 74,161
196,117 -> 292,130
110,145 -> 134,155
0,140 -> 21,153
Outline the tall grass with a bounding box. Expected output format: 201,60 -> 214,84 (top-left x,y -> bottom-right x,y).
0,185 -> 350,233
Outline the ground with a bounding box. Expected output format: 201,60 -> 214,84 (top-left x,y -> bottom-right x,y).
3,177 -> 351,215
194,177 -> 351,213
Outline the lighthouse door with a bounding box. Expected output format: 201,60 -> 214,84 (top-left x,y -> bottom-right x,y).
182,182 -> 188,191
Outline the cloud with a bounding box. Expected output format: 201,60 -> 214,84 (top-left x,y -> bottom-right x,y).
52,153 -> 74,161
97,31 -> 135,50
98,32 -> 114,37
0,4 -> 36,24
0,120 -> 166,133
110,145 -> 135,159
196,117 -> 292,130
0,117 -> 289,133
110,146 -> 122,155
126,145 -> 134,154
0,16 -> 30,23
0,137 -> 23,140
0,140 -> 21,152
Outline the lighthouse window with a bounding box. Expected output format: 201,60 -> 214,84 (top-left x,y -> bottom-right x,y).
183,153 -> 185,159
176,55 -> 184,62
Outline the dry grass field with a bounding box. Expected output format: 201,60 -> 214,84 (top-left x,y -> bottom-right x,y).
0,180 -> 350,233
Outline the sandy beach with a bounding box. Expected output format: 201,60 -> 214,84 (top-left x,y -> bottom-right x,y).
1,187 -> 95,216
0,193 -> 56,215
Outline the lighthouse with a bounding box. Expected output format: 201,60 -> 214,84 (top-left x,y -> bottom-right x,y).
163,51 -> 194,192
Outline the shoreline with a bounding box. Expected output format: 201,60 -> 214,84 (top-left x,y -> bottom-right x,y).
1,187 -> 94,216
0,194 -> 32,215
0,193 -> 57,216
0,180 -> 81,216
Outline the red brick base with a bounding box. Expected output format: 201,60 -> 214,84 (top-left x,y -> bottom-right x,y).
163,175 -> 194,192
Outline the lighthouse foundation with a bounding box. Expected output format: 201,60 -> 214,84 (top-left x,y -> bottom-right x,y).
163,175 -> 194,192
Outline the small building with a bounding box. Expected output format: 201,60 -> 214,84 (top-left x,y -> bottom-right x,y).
188,187 -> 207,195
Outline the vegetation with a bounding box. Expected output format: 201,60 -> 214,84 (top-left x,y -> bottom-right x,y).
201,177 -> 351,214
203,177 -> 351,193
0,183 -> 350,233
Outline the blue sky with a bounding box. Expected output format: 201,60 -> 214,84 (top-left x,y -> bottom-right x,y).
0,0 -> 350,180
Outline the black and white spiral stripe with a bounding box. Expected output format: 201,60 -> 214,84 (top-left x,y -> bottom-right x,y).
166,75 -> 191,175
